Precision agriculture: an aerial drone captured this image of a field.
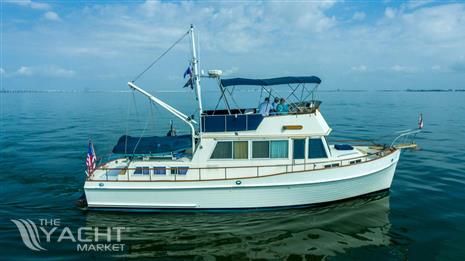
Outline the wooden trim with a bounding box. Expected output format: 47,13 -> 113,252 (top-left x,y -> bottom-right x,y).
282,125 -> 303,130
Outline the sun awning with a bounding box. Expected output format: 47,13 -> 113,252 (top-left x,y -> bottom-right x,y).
220,76 -> 321,87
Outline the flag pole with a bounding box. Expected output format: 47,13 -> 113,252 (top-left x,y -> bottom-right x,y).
190,24 -> 203,133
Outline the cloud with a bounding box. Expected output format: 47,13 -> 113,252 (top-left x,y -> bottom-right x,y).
15,66 -> 75,77
390,65 -> 419,73
46,67 -> 75,77
0,68 -> 5,75
405,0 -> 435,10
222,67 -> 239,76
401,4 -> 465,42
17,66 -> 33,76
351,65 -> 367,72
53,1 -> 339,55
43,11 -> 60,21
384,7 -> 397,18
4,1 -> 465,90
352,11 -> 366,21
5,0 -> 50,10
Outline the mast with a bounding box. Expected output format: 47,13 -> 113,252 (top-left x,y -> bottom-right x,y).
189,24 -> 203,132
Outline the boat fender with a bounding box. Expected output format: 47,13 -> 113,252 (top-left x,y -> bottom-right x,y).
76,193 -> 88,209
235,180 -> 242,185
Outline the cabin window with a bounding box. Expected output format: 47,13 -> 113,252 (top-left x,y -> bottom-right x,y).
324,163 -> 340,168
308,138 -> 328,159
293,139 -> 305,159
252,140 -> 288,159
153,167 -> 166,175
252,141 -> 270,158
171,167 -> 189,175
270,140 -> 288,158
211,141 -> 233,159
134,167 -> 150,175
211,141 -> 248,159
233,141 -> 248,159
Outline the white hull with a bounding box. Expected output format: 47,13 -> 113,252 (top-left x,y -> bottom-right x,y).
84,150 -> 400,210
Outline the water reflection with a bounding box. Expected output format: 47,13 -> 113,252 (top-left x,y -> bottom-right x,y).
84,192 -> 391,259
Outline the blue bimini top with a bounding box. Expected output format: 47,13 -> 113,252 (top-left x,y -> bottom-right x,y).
220,76 -> 321,87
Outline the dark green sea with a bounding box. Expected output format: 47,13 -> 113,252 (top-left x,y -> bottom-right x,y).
1,90 -> 464,260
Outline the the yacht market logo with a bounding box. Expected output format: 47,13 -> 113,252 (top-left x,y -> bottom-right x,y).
11,219 -> 127,252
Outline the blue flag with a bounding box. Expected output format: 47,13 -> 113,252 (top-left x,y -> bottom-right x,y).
183,66 -> 192,79
183,78 -> 193,89
183,66 -> 193,89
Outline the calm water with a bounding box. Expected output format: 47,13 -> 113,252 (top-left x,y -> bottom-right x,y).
1,91 -> 464,260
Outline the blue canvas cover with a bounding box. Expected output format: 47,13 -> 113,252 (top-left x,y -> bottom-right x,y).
334,144 -> 354,150
221,76 -> 321,87
112,135 -> 192,155
201,114 -> 264,132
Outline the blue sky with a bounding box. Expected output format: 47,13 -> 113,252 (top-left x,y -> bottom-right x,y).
1,0 -> 465,91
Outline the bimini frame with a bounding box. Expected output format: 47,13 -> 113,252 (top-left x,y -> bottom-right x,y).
211,76 -> 322,115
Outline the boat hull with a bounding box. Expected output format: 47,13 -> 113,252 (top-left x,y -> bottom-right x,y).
84,150 -> 400,211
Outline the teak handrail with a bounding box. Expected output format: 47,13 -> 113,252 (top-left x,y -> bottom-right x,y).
87,148 -> 395,182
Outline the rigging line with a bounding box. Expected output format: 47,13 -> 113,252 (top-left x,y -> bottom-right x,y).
132,99 -> 152,155
149,99 -> 156,132
132,30 -> 190,83
132,91 -> 141,126
124,91 -> 132,154
132,117 -> 150,155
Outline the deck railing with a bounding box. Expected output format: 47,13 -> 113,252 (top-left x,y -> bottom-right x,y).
88,148 -> 394,182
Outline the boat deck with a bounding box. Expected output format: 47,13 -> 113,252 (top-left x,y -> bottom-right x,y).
88,146 -> 394,182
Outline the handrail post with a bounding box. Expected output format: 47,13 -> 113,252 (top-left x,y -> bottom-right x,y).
199,168 -> 201,181
224,167 -> 227,179
256,166 -> 259,177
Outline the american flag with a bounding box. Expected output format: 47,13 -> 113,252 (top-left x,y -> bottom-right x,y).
86,141 -> 97,176
418,113 -> 424,129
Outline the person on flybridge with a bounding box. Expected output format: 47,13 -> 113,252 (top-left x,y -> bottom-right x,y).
277,98 -> 289,114
258,97 -> 272,116
272,97 -> 280,111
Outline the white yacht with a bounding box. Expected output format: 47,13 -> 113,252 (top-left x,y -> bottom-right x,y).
82,25 -> 419,211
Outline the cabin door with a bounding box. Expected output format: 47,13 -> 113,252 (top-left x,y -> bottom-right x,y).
292,139 -> 306,171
